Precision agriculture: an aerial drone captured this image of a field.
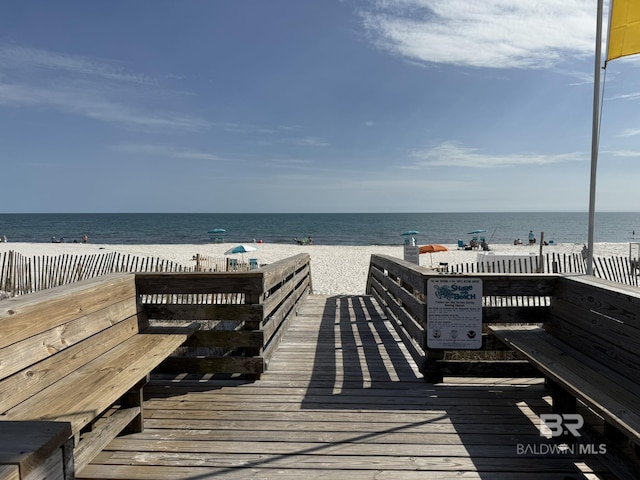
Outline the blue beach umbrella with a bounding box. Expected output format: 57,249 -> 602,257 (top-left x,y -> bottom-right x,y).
208,228 -> 226,243
225,244 -> 257,255
225,244 -> 258,263
401,230 -> 420,236
467,229 -> 487,235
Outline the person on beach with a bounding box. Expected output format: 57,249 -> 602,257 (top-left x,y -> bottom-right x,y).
82,234 -> 88,243
528,230 -> 535,245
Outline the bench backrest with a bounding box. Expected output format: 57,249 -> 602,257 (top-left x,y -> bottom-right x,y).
0,273 -> 145,414
548,275 -> 640,386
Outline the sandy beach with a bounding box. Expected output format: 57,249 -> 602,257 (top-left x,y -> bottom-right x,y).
0,241 -> 633,296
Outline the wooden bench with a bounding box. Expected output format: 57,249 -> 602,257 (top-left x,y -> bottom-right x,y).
0,273 -> 197,478
489,275 -> 640,459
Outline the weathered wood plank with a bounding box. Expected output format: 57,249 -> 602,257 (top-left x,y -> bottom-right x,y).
135,273 -> 263,296
0,421 -> 71,480
5,331 -> 192,433
0,317 -> 139,413
0,465 -> 19,480
158,356 -> 264,375
0,296 -> 138,381
74,406 -> 141,473
0,273 -> 136,349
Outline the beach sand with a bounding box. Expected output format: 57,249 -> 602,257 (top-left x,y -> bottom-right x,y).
0,241 -> 633,296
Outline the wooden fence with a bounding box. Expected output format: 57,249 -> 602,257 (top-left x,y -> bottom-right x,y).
1,249 -> 638,298
0,250 -> 193,297
446,251 -> 638,287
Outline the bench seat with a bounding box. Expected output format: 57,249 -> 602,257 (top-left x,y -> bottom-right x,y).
488,275 -> 640,465
0,273 -> 197,476
3,326 -> 194,432
488,325 -> 640,443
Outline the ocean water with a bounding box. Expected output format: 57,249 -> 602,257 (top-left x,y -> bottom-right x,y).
0,212 -> 639,246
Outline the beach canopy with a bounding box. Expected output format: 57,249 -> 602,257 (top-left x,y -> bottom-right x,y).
401,230 -> 419,236
225,244 -> 258,255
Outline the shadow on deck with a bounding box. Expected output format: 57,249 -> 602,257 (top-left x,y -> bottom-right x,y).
78,294 -> 619,480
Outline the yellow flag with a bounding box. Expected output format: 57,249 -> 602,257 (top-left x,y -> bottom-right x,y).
607,0 -> 640,61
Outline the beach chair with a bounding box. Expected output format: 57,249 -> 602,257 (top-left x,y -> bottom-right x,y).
228,258 -> 238,271
457,239 -> 465,249
249,258 -> 258,270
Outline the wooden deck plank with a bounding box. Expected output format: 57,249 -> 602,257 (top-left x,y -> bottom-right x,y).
78,295 -> 621,479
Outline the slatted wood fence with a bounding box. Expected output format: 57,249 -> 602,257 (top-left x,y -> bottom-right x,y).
0,250 -> 193,297
1,249 -> 638,298
448,251 -> 638,287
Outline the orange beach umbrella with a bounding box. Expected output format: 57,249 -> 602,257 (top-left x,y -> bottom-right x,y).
419,244 -> 448,254
419,244 -> 448,266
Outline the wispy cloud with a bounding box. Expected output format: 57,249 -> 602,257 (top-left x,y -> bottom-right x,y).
111,144 -> 224,161
617,128 -> 640,138
295,137 -> 330,147
360,0 -> 596,69
0,43 -> 152,84
407,142 -> 585,168
0,43 -> 207,131
608,148 -> 640,156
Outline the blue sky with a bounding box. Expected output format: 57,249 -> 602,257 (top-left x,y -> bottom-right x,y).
1,0 -> 638,213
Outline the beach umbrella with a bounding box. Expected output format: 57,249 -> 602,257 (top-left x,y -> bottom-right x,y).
208,228 -> 226,243
467,229 -> 487,235
225,244 -> 258,263
225,244 -> 258,255
419,244 -> 448,266
401,230 -> 420,236
419,244 -> 448,254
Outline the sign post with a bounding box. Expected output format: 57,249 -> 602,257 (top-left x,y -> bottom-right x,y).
403,236 -> 419,265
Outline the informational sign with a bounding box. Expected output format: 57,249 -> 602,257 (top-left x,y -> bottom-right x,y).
403,244 -> 419,265
427,278 -> 483,349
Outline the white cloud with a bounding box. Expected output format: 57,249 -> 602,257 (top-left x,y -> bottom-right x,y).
617,128 -> 640,137
407,142 -> 585,168
360,0 -> 597,69
608,148 -> 640,156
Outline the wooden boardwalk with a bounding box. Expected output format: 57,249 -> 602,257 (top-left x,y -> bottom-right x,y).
78,295 -> 620,479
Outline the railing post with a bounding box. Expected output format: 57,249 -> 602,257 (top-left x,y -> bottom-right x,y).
421,349 -> 444,384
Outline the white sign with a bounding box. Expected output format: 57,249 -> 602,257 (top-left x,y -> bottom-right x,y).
427,278 -> 483,349
403,244 -> 419,265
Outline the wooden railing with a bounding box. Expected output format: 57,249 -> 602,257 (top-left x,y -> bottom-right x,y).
366,254 -> 555,382
136,253 -> 311,377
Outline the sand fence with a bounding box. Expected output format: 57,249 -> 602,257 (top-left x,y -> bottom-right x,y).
0,248 -> 638,297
